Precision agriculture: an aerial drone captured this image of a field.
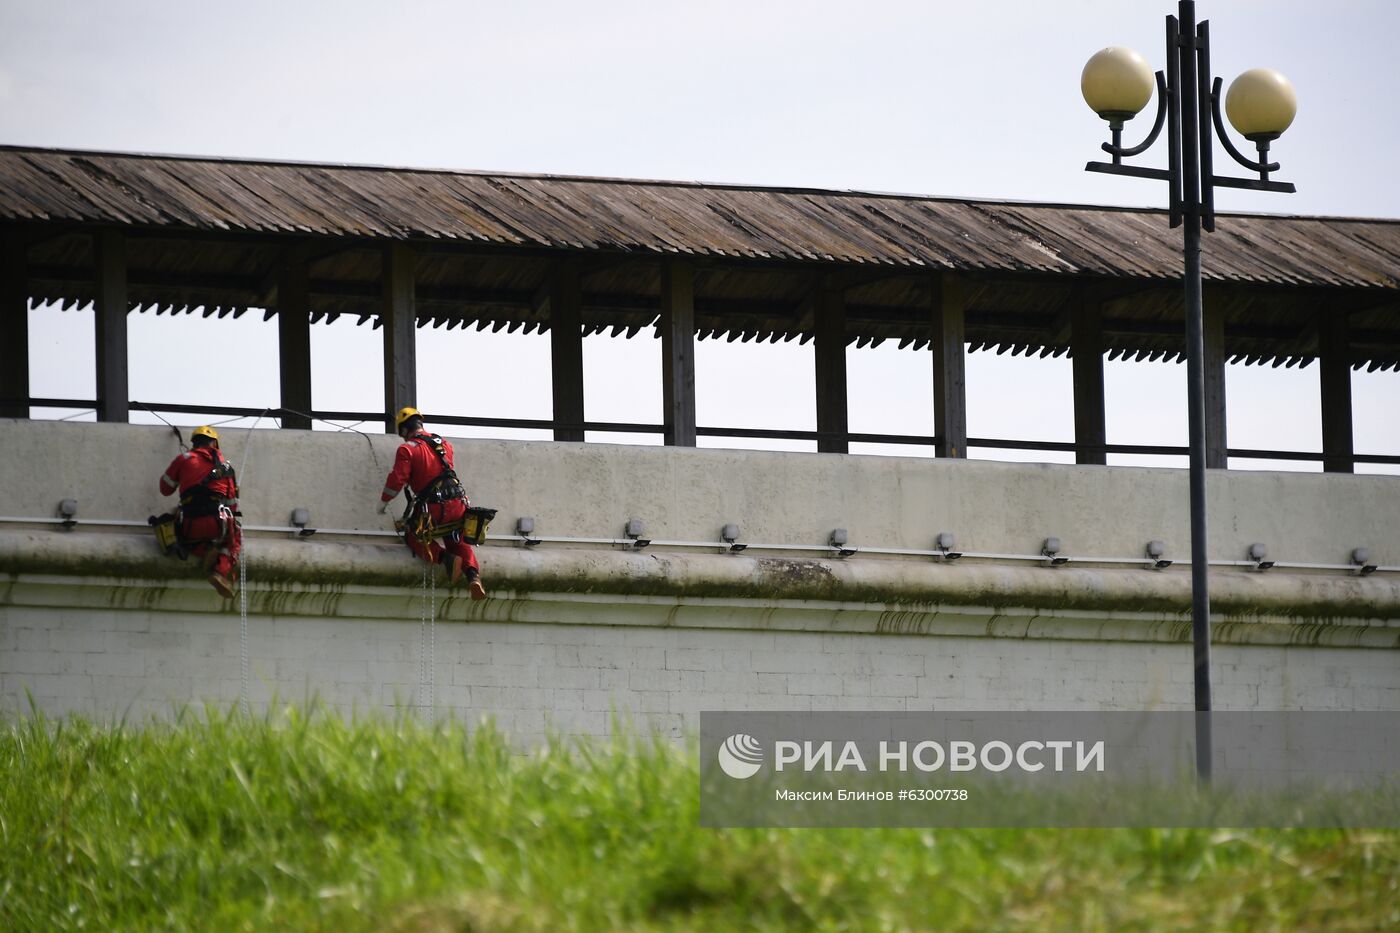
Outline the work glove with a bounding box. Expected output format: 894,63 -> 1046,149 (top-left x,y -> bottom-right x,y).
376,500 -> 389,515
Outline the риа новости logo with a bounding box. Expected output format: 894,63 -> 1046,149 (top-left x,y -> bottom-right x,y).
717,733 -> 763,779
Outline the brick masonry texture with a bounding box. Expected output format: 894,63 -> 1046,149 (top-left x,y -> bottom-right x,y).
4,604 -> 1398,749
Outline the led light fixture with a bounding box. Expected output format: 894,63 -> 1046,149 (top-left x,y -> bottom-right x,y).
936,531 -> 962,561
290,506 -> 316,538
1042,536 -> 1068,566
721,523 -> 747,553
1351,547 -> 1378,577
1248,542 -> 1274,571
625,517 -> 650,549
516,516 -> 541,547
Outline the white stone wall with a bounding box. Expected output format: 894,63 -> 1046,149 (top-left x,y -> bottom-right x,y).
3,419 -> 1398,567
3,419 -> 1397,741
5,600 -> 1397,746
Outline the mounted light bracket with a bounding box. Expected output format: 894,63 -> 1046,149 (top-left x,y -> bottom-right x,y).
625,517 -> 650,549
516,516 -> 541,547
1248,542 -> 1275,571
289,506 -> 316,538
935,531 -> 962,561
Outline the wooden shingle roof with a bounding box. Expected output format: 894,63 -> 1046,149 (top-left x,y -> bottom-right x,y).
4,145 -> 1398,369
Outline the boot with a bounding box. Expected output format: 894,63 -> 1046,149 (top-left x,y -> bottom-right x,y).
466,568 -> 487,601
208,572 -> 235,599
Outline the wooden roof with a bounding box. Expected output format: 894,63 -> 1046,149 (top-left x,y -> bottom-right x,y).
4,145 -> 1399,370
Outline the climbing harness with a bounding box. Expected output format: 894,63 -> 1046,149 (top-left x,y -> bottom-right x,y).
178,450 -> 236,513
410,432 -> 467,503
147,448 -> 239,558
181,450 -> 240,557
398,432 -> 498,549
401,498 -> 498,548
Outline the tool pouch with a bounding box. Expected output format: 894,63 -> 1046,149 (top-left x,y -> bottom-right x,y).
147,513 -> 187,559
460,507 -> 498,545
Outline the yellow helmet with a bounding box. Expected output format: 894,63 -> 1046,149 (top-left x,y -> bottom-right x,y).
394,406 -> 422,430
191,425 -> 220,446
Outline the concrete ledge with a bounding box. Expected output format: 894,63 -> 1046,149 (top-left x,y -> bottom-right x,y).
3,531 -> 1399,643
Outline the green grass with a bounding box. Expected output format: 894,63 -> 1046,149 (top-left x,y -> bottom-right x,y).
1,706 -> 1397,931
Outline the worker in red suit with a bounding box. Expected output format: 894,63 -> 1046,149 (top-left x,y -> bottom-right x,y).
378,407 -> 487,600
158,425 -> 241,598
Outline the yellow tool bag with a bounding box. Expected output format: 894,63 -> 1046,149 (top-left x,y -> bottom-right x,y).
147,512 -> 187,559
459,506 -> 497,545
404,505 -> 498,547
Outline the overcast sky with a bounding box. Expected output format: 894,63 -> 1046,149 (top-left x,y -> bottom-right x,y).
2,0 -> 1396,471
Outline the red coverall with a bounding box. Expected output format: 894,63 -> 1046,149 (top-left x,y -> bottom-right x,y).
158,446 -> 241,578
381,433 -> 479,574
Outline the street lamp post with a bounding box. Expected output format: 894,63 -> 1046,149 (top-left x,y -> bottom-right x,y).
1081,0 -> 1296,782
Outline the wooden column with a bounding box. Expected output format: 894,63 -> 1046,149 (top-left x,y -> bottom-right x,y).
94,229 -> 129,423
1,231 -> 27,419
1318,308 -> 1354,474
549,258 -> 585,442
1070,289 -> 1106,465
813,275 -> 848,453
660,259 -> 696,447
932,273 -> 967,458
381,244 -> 417,433
1203,291 -> 1228,469
277,250 -> 313,429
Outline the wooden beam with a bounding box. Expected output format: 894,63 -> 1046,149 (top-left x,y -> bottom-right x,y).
1071,287 -> 1106,465
277,248 -> 313,429
1,231 -> 28,418
1203,289 -> 1228,469
255,240 -> 354,307
530,278 -> 551,319
1318,307 -> 1354,473
381,244 -> 417,433
932,273 -> 967,458
1052,280 -> 1154,346
549,258 -> 585,442
814,274 -> 848,453
660,259 -> 696,447
94,230 -> 129,423
22,262 -> 1400,354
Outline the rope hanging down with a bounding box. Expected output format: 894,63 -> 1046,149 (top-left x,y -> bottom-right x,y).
418,561 -> 436,715
234,409 -> 269,717
238,551 -> 250,718
138,403 -> 411,718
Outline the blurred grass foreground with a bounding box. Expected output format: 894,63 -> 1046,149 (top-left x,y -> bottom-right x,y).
2,705 -> 1398,931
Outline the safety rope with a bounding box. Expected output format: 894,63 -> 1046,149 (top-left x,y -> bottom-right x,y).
418,563 -> 426,711
415,558 -> 439,715
277,404 -> 386,476
137,403 -> 410,718
429,565 -> 436,713
291,402 -> 430,714
217,403 -> 394,717
233,409 -> 269,717
129,401 -> 186,450
238,553 -> 250,718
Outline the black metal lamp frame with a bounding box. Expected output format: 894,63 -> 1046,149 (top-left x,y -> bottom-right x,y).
1084,0 -> 1294,782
